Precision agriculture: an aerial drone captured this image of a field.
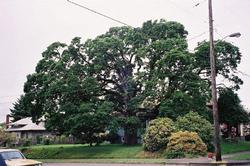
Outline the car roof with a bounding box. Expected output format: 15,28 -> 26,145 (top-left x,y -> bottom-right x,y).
0,149 -> 20,153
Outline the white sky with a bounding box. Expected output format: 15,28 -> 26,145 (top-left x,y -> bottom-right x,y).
0,0 -> 250,122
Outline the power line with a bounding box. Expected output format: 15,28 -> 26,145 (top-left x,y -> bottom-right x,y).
66,0 -> 134,28
66,0 -> 213,43
237,70 -> 250,78
214,28 -> 224,39
168,0 -> 225,39
168,0 -> 208,24
193,0 -> 207,8
187,31 -> 208,41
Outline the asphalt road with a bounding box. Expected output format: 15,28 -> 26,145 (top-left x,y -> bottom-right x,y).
44,164 -> 162,166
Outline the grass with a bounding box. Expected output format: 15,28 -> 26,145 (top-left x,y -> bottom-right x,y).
230,153 -> 250,160
19,141 -> 250,160
20,144 -> 160,159
221,141 -> 250,154
39,159 -> 166,164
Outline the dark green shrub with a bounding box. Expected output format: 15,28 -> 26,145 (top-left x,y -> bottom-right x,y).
36,136 -> 42,144
23,139 -> 31,147
176,111 -> 213,151
43,138 -> 51,145
106,133 -> 121,144
164,151 -> 185,159
167,131 -> 207,156
143,117 -> 175,152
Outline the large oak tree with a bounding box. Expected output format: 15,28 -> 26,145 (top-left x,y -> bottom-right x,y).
11,19 -> 243,145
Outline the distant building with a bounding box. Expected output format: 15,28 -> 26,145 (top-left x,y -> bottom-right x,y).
5,116 -> 50,144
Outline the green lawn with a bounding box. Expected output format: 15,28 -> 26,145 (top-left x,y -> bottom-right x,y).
20,141 -> 250,159
21,144 -> 158,159
221,141 -> 250,154
40,159 -> 166,164
230,153 -> 250,160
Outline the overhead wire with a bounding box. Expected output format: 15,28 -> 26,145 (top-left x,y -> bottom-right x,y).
0,1 -> 247,112
192,1 -> 250,78
168,0 -> 224,39
66,0 -> 248,83
193,0 -> 208,8
237,70 -> 250,78
168,0 -> 208,24
66,0 -> 134,28
187,31 -> 208,41
66,0 -> 213,44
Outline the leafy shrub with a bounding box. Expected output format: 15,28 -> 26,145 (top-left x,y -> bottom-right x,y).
167,131 -> 207,156
176,111 -> 213,151
106,132 -> 121,144
143,117 -> 175,152
36,136 -> 42,144
43,138 -> 51,145
23,139 -> 32,147
0,128 -> 16,147
163,151 -> 185,159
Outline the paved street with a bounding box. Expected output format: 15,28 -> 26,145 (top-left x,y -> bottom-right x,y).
44,164 -> 162,166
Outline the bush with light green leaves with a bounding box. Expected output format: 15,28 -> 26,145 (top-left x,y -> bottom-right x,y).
176,111 -> 213,151
166,131 -> 207,157
143,117 -> 175,152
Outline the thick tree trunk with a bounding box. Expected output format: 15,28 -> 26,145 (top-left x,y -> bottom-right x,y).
124,129 -> 137,145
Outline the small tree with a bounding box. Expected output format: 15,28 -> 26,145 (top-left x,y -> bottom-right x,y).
218,88 -> 249,138
143,117 -> 175,152
63,101 -> 113,146
0,128 -> 16,147
176,111 -> 213,151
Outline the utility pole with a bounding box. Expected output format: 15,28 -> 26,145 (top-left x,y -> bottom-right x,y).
208,0 -> 222,161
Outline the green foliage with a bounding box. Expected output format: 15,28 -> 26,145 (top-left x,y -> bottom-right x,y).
10,95 -> 31,121
64,101 -> 113,145
159,91 -> 210,120
194,41 -> 243,90
116,116 -> 141,134
23,139 -> 32,147
163,151 -> 185,159
0,128 -> 16,147
143,118 -> 175,152
218,88 -> 249,126
43,138 -> 51,145
166,131 -> 207,156
175,111 -> 213,151
11,19 -> 244,145
18,142 -> 250,159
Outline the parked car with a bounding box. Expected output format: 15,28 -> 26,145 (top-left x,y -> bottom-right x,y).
0,149 -> 42,166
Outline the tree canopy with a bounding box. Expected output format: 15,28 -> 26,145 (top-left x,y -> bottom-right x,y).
11,19 -> 244,145
218,88 -> 249,126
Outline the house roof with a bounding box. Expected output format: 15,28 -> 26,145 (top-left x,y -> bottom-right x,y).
10,117 -> 32,125
5,117 -> 46,132
6,123 -> 46,132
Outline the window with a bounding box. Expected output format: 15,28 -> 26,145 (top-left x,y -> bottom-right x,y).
0,151 -> 25,160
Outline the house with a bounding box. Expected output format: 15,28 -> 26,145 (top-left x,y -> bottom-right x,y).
5,116 -> 50,144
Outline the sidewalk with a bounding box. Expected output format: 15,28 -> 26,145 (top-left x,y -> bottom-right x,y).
165,151 -> 250,165
42,152 -> 250,166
